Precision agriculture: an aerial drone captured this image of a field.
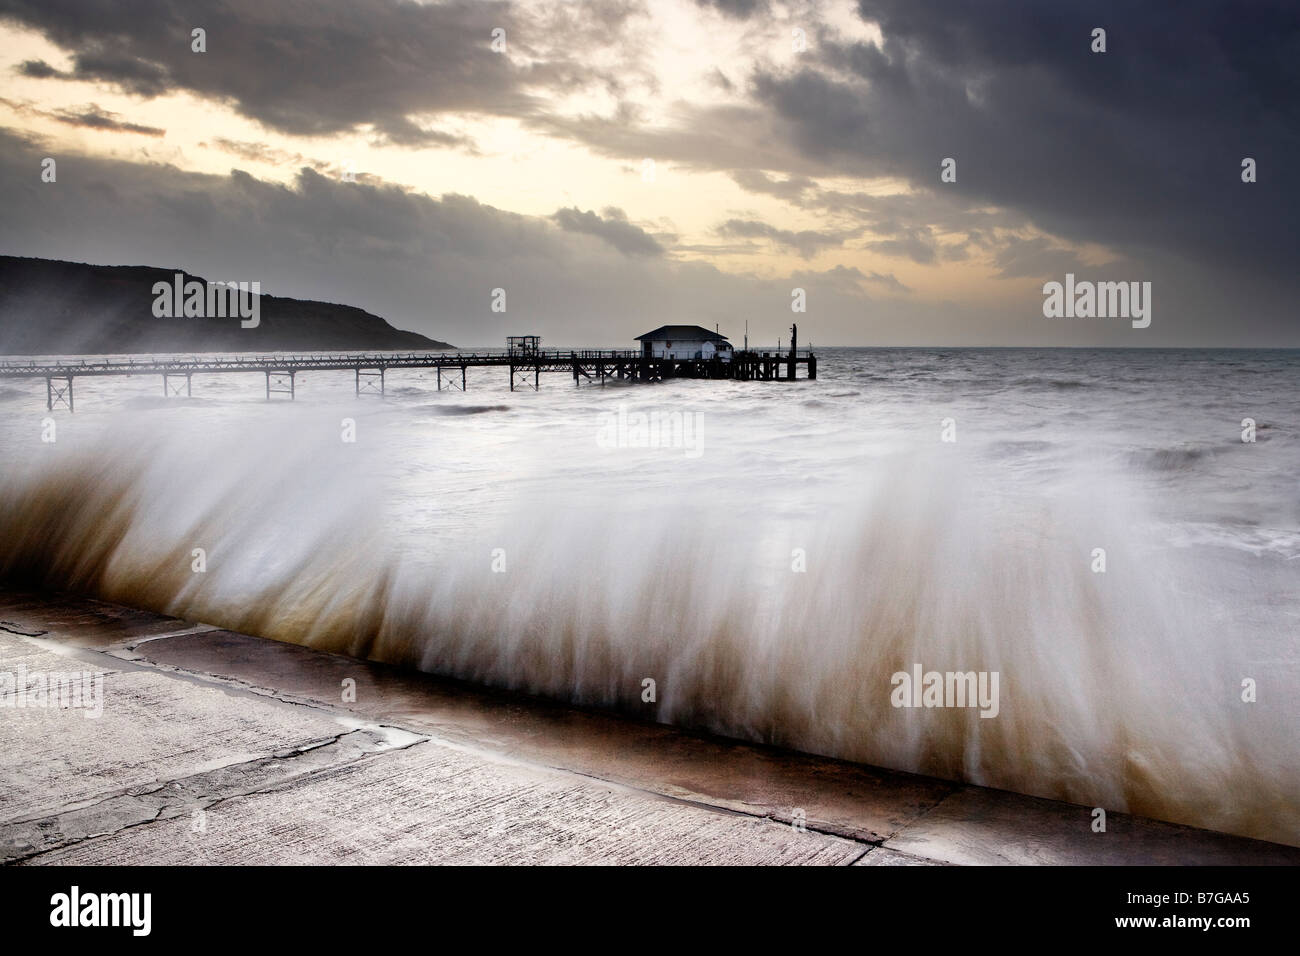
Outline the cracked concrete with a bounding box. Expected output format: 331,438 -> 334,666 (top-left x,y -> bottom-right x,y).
1,587 -> 1297,865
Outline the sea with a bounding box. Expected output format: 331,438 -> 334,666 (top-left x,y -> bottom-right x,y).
1,347 -> 1297,844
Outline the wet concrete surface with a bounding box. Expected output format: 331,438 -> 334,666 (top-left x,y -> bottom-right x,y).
2,587 -> 1297,865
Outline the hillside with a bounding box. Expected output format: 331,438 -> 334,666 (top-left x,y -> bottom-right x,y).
0,256 -> 452,354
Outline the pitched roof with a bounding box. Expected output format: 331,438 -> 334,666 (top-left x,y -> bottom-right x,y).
634,324 -> 730,343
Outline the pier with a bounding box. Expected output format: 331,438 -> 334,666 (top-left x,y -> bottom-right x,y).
0,340 -> 816,412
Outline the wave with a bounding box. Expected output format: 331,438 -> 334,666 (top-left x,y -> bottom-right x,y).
1130,444 -> 1220,473
1,416 -> 1296,846
419,404 -> 512,417
1007,376 -> 1092,390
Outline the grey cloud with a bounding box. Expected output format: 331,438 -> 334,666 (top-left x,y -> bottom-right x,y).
204,138 -> 313,168
730,170 -> 817,204
694,0 -> 767,18
793,264 -> 911,294
552,207 -> 665,256
717,218 -> 857,258
865,233 -> 936,265
530,102 -> 822,177
16,58 -> 59,78
728,170 -> 1015,268
862,270 -> 911,293
52,104 -> 164,136
992,236 -> 1093,280
0,97 -> 164,136
70,48 -> 172,97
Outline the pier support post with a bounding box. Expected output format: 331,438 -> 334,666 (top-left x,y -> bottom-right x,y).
436,365 -> 465,392
46,376 -> 75,412
508,363 -> 540,391
163,373 -> 192,398
355,368 -> 385,397
266,371 -> 296,401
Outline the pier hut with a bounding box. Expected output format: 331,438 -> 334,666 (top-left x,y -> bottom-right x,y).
635,325 -> 733,361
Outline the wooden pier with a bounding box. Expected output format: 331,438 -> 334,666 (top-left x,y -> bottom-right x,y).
0,343 -> 815,412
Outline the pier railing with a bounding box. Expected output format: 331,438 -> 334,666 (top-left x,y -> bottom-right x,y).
1,345 -> 816,411
0,347 -> 817,373
0,349 -> 651,376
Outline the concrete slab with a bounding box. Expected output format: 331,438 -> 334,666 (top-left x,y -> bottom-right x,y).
29,738 -> 865,866
1,728 -> 418,862
3,588 -> 1298,866
854,846 -> 945,866
0,588 -> 203,649
116,627 -> 956,844
0,630 -> 96,673
0,633 -> 351,827
882,785 -> 1300,866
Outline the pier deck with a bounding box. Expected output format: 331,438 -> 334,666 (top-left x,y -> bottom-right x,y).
0,347 -> 817,411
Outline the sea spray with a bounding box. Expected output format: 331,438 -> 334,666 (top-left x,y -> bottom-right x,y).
0,349 -> 1296,845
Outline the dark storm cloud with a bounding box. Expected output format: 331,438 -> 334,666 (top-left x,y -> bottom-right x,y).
751,0 -> 1300,297
552,207 -> 665,256
0,0 -> 569,145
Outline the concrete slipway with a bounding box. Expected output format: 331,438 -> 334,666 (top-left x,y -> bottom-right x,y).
1,588 -> 1296,866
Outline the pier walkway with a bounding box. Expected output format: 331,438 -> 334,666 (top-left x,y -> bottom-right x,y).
0,347 -> 817,411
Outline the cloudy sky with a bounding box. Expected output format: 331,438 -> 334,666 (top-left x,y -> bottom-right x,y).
0,0 -> 1296,346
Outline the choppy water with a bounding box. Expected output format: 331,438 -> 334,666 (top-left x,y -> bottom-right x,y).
1,347 -> 1297,844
